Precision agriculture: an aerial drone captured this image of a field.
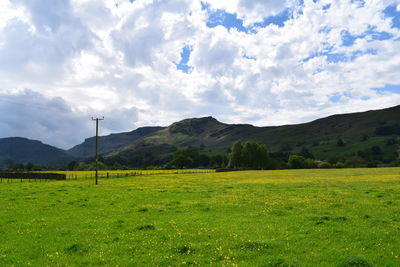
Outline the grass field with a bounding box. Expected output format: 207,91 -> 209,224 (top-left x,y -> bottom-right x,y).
1,168 -> 399,266
39,169 -> 215,179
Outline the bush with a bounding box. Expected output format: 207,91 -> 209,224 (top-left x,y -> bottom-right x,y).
304,158 -> 317,168
334,162 -> 345,168
288,155 -> 306,169
318,162 -> 332,168
337,139 -> 345,147
366,161 -> 379,168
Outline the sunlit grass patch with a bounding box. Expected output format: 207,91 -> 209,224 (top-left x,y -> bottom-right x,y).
1,168 -> 399,266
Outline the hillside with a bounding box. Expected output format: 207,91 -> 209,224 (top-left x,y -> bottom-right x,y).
0,137 -> 74,168
67,126 -> 165,158
2,105 -> 399,168
105,105 -> 400,167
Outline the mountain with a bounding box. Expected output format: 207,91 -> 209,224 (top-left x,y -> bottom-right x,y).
67,126 -> 165,158
104,105 -> 400,166
2,105 -> 399,168
0,137 -> 74,168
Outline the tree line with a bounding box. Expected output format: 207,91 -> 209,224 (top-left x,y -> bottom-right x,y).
2,140 -> 400,171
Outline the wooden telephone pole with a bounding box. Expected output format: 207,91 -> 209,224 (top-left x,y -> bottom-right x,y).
91,117 -> 104,185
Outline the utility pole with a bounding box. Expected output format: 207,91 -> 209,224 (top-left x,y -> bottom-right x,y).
91,117 -> 104,185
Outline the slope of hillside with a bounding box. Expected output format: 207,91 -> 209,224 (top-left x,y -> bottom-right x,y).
0,137 -> 74,167
67,126 -> 165,158
105,105 -> 400,166
2,105 -> 399,168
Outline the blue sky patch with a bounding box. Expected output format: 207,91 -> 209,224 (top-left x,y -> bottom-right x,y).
252,9 -> 292,29
202,2 -> 292,33
329,92 -> 352,103
350,49 -> 377,60
205,8 -> 246,32
326,53 -> 347,63
341,28 -> 393,47
374,84 -> 400,94
330,94 -> 342,103
351,0 -> 365,8
341,30 -> 358,46
302,47 -> 376,64
175,45 -> 193,73
322,4 -> 331,11
243,54 -> 256,60
383,5 -> 400,29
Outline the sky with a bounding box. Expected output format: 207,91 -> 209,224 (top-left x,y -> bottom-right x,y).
1,0 -> 400,149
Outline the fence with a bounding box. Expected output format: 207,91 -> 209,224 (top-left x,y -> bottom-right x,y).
0,169 -> 216,183
64,169 -> 216,180
0,172 -> 66,183
65,171 -> 141,180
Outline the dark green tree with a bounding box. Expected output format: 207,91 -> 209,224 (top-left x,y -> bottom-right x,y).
298,146 -> 314,159
228,141 -> 270,169
242,141 -> 270,169
67,160 -> 78,171
345,156 -> 364,168
337,139 -> 345,147
288,155 -> 307,169
228,141 -> 243,168
170,150 -> 193,169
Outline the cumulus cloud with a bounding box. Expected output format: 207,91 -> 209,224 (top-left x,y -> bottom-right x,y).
0,90 -> 92,148
0,0 -> 400,147
0,89 -> 139,149
0,0 -> 93,73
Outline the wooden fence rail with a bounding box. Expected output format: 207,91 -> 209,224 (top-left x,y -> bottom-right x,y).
0,172 -> 66,183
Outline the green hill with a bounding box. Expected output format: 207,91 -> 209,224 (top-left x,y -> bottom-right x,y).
0,137 -> 74,168
67,126 -> 165,158
1,105 -> 399,168
105,105 -> 400,167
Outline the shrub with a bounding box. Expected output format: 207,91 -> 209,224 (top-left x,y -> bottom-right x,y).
288,155 -> 306,169
334,162 -> 345,168
318,162 -> 332,168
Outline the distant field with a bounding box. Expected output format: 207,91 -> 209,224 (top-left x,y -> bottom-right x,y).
40,169 -> 215,179
1,168 -> 399,266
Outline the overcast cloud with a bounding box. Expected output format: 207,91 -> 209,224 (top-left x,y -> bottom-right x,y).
1,0 -> 400,148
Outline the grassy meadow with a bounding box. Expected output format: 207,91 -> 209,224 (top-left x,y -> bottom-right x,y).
1,168 -> 399,266
39,169 -> 215,179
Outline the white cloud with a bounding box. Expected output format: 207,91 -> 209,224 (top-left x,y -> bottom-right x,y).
0,89 -> 139,149
0,0 -> 400,147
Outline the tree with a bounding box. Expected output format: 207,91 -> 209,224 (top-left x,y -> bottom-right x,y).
228,141 -> 270,169
397,147 -> 400,164
228,141 -> 243,168
288,155 -> 306,169
67,160 -> 78,171
298,146 -> 314,159
336,139 -> 345,147
170,150 -> 193,169
111,162 -> 127,170
318,162 -> 332,168
26,162 -> 34,171
345,156 -> 364,168
242,141 -> 270,169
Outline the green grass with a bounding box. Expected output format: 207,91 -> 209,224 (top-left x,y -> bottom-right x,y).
1,168 -> 400,266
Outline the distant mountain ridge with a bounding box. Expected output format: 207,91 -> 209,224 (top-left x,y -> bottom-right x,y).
67,126 -> 165,158
0,137 -> 74,167
0,105 -> 399,168
104,105 -> 400,167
